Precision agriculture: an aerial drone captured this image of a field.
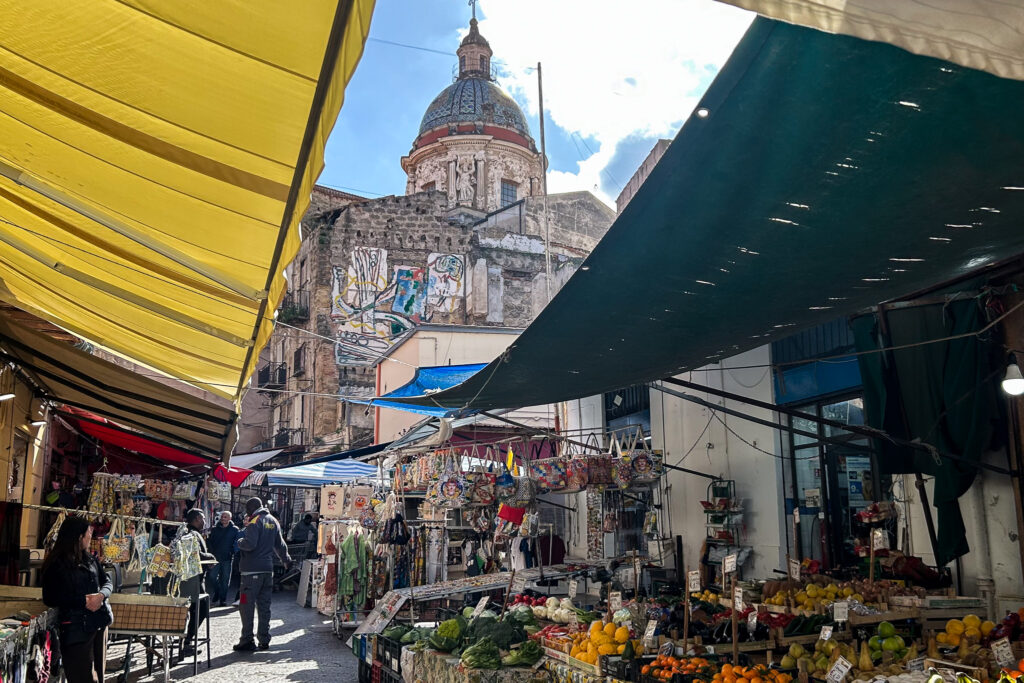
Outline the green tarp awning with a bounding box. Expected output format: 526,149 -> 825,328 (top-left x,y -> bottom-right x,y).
394,17 -> 1024,411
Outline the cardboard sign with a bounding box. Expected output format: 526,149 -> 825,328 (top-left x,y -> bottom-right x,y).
568,579 -> 578,599
820,625 -> 833,641
871,528 -> 887,550
833,601 -> 849,622
907,657 -> 926,672
826,655 -> 852,683
644,619 -> 658,646
723,554 -> 737,574
992,637 -> 1015,668
687,570 -> 701,593
733,585 -> 744,611
609,591 -> 622,611
788,558 -> 801,581
568,611 -> 579,627
471,595 -> 489,618
747,609 -> 758,633
512,575 -> 527,593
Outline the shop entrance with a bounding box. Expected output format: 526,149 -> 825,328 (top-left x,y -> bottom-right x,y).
789,395 -> 891,568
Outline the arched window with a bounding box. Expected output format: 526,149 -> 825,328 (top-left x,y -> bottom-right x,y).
459,55 -> 466,72
480,55 -> 488,72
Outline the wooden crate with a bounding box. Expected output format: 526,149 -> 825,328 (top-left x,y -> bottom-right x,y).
849,608 -> 920,626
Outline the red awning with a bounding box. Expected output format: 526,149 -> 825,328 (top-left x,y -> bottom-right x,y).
213,464 -> 253,488
75,416 -> 211,467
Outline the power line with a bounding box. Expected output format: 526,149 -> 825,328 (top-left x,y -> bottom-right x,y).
573,132 -> 624,190
368,37 -> 452,57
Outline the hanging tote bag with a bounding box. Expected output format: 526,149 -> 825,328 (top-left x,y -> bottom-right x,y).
102,518 -> 131,564
584,434 -> 613,489
128,522 -> 150,572
608,434 -> 635,490
562,454 -> 589,493
429,451 -> 469,510
494,445 -> 516,503
146,543 -> 173,578
43,510 -> 66,552
509,475 -> 537,509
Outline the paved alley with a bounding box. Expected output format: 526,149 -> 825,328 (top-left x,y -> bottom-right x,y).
107,592 -> 361,683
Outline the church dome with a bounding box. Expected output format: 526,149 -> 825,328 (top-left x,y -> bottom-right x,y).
417,77 -> 532,144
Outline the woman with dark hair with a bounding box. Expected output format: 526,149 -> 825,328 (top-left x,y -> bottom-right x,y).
41,516 -> 113,683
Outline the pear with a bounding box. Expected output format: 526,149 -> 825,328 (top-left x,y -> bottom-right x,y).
958,635 -> 970,662
859,640 -> 874,672
927,636 -> 940,660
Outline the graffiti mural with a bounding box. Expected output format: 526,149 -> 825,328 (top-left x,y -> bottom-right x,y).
330,249 -> 465,364
427,253 -> 465,313
391,266 -> 427,317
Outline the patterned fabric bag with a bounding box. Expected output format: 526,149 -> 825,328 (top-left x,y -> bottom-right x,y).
87,473 -> 114,514
608,435 -> 635,490
426,452 -> 469,510
496,503 -> 526,525
627,450 -> 664,484
494,454 -> 516,503
344,484 -> 374,518
43,510 -> 66,552
171,532 -> 202,582
359,502 -> 379,530
128,522 -> 150,572
102,518 -> 131,564
509,476 -> 537,508
146,543 -> 173,578
467,471 -> 497,507
562,457 -> 589,493
519,511 -> 540,538
172,480 -> 196,500
602,512 -> 618,533
529,457 -> 568,492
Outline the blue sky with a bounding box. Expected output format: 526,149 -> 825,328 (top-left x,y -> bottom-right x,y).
319,0 -> 753,206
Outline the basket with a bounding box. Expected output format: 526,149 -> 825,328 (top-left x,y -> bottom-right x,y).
108,594 -> 189,634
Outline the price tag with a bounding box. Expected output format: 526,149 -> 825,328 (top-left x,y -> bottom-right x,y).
793,508 -> 800,524
907,657 -> 926,672
820,625 -> 833,641
644,619 -> 658,646
747,609 -> 758,633
532,656 -> 547,670
687,570 -> 701,593
992,637 -> 1015,668
512,575 -> 526,593
788,558 -> 801,581
826,656 -> 852,683
609,591 -> 622,611
871,528 -> 886,550
568,579 -> 578,599
833,601 -> 849,622
568,611 -> 579,627
733,585 -> 744,611
723,553 -> 737,574
471,595 -> 489,618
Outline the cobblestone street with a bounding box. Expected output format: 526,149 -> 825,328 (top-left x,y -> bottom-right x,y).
107,592 -> 361,682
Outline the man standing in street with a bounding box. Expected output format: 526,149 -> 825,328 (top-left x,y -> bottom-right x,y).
288,513 -> 316,543
234,497 -> 292,652
206,511 -> 239,607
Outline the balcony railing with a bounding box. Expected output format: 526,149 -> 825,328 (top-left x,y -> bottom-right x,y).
271,428 -> 306,448
278,290 -> 310,324
256,362 -> 287,390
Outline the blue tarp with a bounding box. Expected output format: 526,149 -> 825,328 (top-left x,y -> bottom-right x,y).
370,363 -> 486,416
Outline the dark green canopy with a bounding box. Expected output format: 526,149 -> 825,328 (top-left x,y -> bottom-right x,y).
396,17 -> 1024,411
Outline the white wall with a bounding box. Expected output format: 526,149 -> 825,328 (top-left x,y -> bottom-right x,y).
650,346 -> 786,580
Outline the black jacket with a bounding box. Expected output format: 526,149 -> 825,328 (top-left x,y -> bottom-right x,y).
207,522 -> 240,562
41,553 -> 113,644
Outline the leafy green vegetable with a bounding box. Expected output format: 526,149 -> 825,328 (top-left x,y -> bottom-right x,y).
460,636 -> 502,669
437,619 -> 462,640
501,640 -> 543,667
468,617 -> 525,649
382,625 -> 410,640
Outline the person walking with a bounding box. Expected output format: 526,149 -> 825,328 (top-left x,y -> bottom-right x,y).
234,496 -> 292,652
41,516 -> 113,683
207,511 -> 239,607
178,509 -> 216,656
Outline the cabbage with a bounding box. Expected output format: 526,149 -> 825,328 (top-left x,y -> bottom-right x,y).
545,597 -> 560,609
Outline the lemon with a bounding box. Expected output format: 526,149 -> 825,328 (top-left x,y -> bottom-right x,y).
963,614 -> 981,630
604,622 -> 617,637
946,619 -> 965,636
936,632 -> 950,645
981,621 -> 996,636
851,593 -> 864,603
842,587 -> 854,597
806,585 -> 820,598
964,627 -> 981,642
946,633 -> 962,647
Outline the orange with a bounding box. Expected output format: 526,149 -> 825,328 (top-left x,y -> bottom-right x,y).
1018,660 -> 1024,673
642,665 -> 652,675
722,664 -> 734,677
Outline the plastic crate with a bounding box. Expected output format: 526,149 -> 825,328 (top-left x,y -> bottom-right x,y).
603,655 -> 645,681
371,661 -> 382,683
379,636 -> 404,673
358,659 -> 373,683
380,665 -> 402,683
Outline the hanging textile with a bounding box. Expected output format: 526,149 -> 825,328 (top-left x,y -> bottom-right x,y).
0,502 -> 22,584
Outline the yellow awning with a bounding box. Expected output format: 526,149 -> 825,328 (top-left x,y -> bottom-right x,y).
0,0 -> 375,400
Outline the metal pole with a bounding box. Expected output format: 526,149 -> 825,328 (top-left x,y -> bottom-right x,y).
537,62 -> 551,303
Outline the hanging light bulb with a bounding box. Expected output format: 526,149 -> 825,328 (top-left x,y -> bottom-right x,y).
0,393 -> 14,401
1002,362 -> 1024,396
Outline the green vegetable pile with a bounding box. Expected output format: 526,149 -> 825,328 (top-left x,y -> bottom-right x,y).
382,625 -> 410,640
501,640 -> 542,667
428,616 -> 466,652
460,636 -> 502,669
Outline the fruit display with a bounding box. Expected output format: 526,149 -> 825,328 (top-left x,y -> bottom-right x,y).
642,655 -> 717,681
509,593 -> 600,624
567,620 -> 641,665
709,662 -> 793,683
762,579 -> 926,611
935,614 -> 996,648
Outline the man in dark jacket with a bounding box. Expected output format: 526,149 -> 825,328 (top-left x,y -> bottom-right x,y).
234,497 -> 292,652
206,511 -> 239,607
288,513 -> 315,543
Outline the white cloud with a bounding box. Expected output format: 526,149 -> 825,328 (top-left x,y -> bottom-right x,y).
475,0 -> 753,206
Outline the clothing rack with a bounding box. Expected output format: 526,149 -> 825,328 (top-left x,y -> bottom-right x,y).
0,607 -> 58,657
22,503 -> 186,527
